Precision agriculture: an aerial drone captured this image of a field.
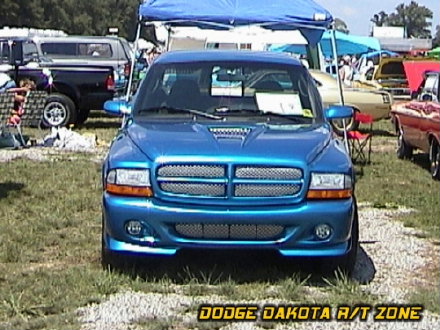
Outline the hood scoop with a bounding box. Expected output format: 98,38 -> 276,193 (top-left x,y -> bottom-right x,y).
209,127 -> 252,140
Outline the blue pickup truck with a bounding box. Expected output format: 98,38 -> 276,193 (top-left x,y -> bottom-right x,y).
102,50 -> 358,273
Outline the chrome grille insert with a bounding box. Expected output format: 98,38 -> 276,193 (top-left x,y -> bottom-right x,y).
158,165 -> 225,178
160,183 -> 225,196
235,166 -> 302,180
175,223 -> 284,240
234,184 -> 301,197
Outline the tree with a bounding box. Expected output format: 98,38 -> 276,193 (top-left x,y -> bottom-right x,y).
334,18 -> 349,34
370,11 -> 388,27
370,1 -> 433,38
0,0 -> 139,40
433,25 -> 440,48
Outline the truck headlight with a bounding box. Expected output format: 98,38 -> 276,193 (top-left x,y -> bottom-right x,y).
105,169 -> 153,197
307,173 -> 352,199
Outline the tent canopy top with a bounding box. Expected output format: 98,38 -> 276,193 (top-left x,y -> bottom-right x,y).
139,0 -> 333,45
269,31 -> 381,58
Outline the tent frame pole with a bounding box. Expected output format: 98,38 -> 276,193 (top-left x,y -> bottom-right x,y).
330,24 -> 349,153
126,20 -> 142,103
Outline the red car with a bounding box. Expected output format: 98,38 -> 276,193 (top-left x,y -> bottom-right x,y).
391,70 -> 440,180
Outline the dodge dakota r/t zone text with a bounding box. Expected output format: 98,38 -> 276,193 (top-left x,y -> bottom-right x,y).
101,50 -> 358,274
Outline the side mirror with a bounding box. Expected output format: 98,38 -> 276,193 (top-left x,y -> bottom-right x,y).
104,100 -> 132,116
325,105 -> 353,120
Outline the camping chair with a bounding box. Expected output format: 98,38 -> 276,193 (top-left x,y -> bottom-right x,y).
347,112 -> 373,164
0,91 -> 48,148
0,91 -> 20,148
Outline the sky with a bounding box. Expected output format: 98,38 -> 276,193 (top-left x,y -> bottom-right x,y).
314,0 -> 440,36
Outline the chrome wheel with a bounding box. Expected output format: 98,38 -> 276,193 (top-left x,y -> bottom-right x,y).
43,101 -> 67,127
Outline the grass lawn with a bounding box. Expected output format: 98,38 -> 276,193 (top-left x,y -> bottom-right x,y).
0,113 -> 438,329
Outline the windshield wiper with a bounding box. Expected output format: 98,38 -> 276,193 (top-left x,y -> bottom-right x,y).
217,108 -> 306,123
138,106 -> 223,120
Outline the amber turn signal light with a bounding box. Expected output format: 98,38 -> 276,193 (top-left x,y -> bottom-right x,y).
307,189 -> 352,199
106,183 -> 153,197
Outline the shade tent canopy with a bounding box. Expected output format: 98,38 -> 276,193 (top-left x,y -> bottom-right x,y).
270,31 -> 381,57
138,0 -> 333,45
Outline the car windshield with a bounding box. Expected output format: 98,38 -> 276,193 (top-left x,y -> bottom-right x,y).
133,60 -> 324,124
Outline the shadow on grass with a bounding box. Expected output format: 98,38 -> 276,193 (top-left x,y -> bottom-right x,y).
0,182 -> 25,199
110,245 -> 376,285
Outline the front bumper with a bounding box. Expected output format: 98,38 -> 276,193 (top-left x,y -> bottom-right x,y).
102,194 -> 355,258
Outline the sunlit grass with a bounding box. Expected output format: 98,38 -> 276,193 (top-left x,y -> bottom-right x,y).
0,116 -> 438,329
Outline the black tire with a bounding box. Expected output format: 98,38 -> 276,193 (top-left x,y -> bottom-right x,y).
42,93 -> 77,127
77,109 -> 90,125
331,109 -> 359,136
396,126 -> 413,159
101,234 -> 138,272
429,140 -> 440,180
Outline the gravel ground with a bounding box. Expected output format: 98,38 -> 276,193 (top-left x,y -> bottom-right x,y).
77,205 -> 440,330
0,146 -> 107,163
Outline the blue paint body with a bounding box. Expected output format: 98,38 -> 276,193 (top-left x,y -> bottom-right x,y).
102,50 -> 356,261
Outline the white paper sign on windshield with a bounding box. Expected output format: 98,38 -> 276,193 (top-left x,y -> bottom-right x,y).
255,92 -> 303,115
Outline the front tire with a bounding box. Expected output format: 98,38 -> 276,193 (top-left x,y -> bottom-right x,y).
42,93 -> 77,127
429,140 -> 440,180
396,126 -> 413,159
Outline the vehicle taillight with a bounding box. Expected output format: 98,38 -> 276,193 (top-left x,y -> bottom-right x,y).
124,63 -> 131,77
106,75 -> 115,91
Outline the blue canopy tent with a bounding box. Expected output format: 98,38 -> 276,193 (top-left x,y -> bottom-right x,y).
138,0 -> 333,46
127,0 -> 350,147
269,31 -> 381,58
129,0 -> 336,95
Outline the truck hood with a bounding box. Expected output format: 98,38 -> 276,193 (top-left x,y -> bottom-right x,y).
127,121 -> 331,165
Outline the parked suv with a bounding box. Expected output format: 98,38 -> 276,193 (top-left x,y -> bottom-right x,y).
102,50 -> 358,273
36,35 -> 133,93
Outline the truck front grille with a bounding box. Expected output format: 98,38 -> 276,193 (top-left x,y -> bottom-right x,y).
175,223 -> 284,240
156,164 -> 303,199
234,184 -> 301,197
160,183 -> 225,196
235,166 -> 302,180
158,165 -> 225,178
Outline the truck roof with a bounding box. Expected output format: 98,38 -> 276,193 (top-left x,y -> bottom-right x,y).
155,50 -> 302,66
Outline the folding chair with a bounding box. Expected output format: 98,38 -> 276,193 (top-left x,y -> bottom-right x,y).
0,91 -> 48,148
347,112 -> 373,164
0,92 -> 21,148
20,91 -> 48,127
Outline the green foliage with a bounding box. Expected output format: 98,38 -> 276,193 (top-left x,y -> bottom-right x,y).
0,0 -> 139,39
370,1 -> 433,38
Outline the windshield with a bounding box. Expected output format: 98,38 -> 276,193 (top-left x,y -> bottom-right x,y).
133,60 -> 324,124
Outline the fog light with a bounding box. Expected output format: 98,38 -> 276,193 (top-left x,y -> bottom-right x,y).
314,224 -> 332,240
125,220 -> 143,236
